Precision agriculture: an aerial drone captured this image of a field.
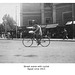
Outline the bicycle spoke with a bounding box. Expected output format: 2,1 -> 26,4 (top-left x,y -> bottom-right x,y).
22,38 -> 33,47
41,37 -> 50,47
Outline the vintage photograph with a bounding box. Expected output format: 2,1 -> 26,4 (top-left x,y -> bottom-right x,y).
0,3 -> 75,63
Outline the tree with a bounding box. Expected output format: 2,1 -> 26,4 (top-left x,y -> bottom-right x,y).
0,24 -> 5,34
2,14 -> 17,33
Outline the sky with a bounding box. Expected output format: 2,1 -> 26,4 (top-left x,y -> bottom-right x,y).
0,3 -> 20,26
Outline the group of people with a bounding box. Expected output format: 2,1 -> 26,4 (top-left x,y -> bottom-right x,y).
0,31 -> 14,39
0,19 -> 69,43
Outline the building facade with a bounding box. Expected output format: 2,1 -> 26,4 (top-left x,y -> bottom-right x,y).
20,3 -> 75,38
55,3 -> 72,25
20,3 -> 53,26
20,3 -> 75,26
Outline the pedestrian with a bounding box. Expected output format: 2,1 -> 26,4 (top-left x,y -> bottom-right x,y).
63,28 -> 68,40
47,31 -> 51,38
20,32 -> 22,38
11,31 -> 13,39
6,32 -> 10,40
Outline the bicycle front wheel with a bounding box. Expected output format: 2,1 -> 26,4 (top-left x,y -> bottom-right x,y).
40,37 -> 50,47
22,38 -> 33,47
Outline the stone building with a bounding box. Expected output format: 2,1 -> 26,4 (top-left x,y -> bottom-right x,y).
20,3 -> 75,26
20,3 -> 75,38
55,3 -> 72,25
20,3 -> 53,26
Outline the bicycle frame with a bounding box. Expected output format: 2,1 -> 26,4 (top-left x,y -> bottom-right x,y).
22,35 -> 50,47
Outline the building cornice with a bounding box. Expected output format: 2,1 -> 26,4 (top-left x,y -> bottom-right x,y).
20,12 -> 41,14
56,5 -> 72,9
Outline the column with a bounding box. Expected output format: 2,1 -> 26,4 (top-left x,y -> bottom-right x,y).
20,3 -> 23,26
53,4 -> 56,23
72,3 -> 75,38
41,3 -> 45,24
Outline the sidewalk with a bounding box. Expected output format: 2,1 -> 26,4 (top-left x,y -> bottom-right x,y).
50,39 -> 75,42
0,37 -> 75,42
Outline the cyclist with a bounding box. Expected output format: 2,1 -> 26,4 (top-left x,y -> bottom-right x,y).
33,24 -> 42,45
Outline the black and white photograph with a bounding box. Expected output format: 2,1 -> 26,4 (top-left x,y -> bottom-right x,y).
0,3 -> 75,63
0,1 -> 75,75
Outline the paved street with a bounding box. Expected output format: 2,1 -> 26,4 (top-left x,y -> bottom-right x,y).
0,39 -> 75,63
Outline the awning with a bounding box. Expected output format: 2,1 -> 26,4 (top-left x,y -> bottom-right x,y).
66,21 -> 75,25
26,26 -> 35,29
26,24 -> 58,29
41,24 -> 58,28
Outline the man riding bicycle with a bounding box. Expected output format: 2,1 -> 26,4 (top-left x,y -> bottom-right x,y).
22,20 -> 50,47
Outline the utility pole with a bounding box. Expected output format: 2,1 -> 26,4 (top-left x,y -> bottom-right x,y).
16,5 -> 17,38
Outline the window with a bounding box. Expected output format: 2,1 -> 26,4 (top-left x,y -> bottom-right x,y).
28,20 -> 36,26
29,20 -> 32,26
44,3 -> 53,8
46,18 -> 51,24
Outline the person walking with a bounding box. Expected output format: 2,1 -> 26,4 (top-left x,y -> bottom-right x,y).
63,28 -> 68,40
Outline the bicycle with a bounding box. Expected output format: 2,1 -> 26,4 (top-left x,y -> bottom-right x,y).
22,32 -> 50,47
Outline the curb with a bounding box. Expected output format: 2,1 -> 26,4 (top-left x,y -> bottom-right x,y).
0,38 -> 75,42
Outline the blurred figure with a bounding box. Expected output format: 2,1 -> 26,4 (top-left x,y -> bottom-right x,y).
11,31 -> 13,39
20,32 -> 22,38
7,32 -> 10,39
47,31 -> 51,38
62,28 -> 68,40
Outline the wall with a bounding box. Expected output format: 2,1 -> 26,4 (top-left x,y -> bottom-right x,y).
20,3 -> 41,26
55,3 -> 72,25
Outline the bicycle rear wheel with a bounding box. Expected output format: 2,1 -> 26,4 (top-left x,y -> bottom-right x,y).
40,37 -> 50,47
22,38 -> 33,47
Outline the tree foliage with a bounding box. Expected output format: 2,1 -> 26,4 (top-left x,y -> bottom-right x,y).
2,14 -> 17,31
0,24 -> 5,34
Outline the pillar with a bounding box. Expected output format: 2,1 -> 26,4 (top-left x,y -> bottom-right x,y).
20,3 -> 23,26
41,3 -> 45,24
53,4 -> 56,23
